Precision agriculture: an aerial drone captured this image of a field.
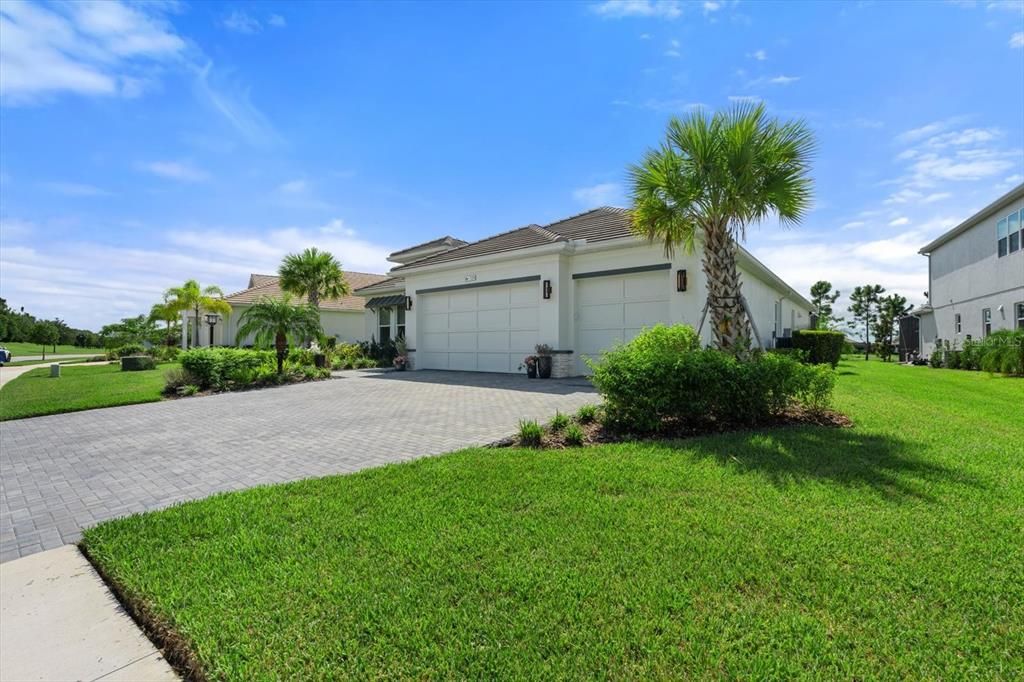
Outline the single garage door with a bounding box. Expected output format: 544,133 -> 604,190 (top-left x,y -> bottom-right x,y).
418,279 -> 540,372
575,268 -> 670,374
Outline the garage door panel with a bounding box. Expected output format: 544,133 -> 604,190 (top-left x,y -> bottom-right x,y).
578,303 -> 624,328
448,353 -> 477,371
509,284 -> 538,307
448,291 -> 477,311
478,330 -> 509,351
422,314 -> 450,333
509,330 -> 538,352
447,311 -> 476,332
477,288 -> 510,309
422,332 -> 449,351
448,332 -> 477,351
576,278 -> 622,303
477,309 -> 509,330
420,296 -> 448,314
477,353 -> 510,373
419,351 -> 449,369
624,301 -> 667,327
578,328 -> 627,354
624,272 -> 666,299
509,307 -> 538,329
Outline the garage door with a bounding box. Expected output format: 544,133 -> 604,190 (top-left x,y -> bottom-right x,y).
575,269 -> 670,374
418,280 -> 540,372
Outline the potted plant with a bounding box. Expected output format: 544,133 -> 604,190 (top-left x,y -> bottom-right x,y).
519,355 -> 538,378
535,343 -> 553,379
393,337 -> 409,371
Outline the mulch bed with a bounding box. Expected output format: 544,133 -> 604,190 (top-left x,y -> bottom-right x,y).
490,407 -> 852,450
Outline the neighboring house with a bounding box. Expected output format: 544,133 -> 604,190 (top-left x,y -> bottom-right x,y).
911,183 -> 1024,359
183,271 -> 388,348
355,206 -> 813,376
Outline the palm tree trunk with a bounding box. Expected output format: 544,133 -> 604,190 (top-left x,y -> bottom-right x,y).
275,332 -> 286,373
194,304 -> 201,348
702,224 -> 751,357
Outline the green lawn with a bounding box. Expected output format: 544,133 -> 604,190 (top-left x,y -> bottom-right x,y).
0,363 -> 174,421
82,360 -> 1023,679
3,356 -> 104,367
0,341 -> 106,357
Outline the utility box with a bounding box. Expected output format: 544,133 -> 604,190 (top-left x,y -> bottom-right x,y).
50,363 -> 61,378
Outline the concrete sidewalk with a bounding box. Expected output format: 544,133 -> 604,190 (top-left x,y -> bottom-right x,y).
0,359 -> 109,390
0,545 -> 177,681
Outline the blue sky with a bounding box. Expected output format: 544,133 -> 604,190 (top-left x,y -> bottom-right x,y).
1,0 -> 1022,330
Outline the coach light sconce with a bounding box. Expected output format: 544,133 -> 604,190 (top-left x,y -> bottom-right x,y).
676,269 -> 687,292
542,280 -> 553,300
406,296 -> 413,311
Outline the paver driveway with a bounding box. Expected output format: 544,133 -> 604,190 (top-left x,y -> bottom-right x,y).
0,370 -> 595,562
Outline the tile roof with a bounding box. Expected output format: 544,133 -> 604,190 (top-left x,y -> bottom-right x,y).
225,271 -> 388,312
354,275 -> 405,294
388,235 -> 467,259
390,207 -> 634,271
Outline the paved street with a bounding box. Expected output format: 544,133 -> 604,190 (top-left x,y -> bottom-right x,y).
0,370 -> 595,561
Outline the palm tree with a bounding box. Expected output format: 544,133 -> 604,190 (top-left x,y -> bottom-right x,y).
278,247 -> 349,309
149,298 -> 180,347
164,280 -> 232,348
629,103 -> 815,355
235,295 -> 323,373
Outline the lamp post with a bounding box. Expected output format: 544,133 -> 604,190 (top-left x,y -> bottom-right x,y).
204,313 -> 220,347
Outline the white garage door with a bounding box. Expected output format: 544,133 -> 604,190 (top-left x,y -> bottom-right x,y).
575,269 -> 670,374
418,280 -> 540,372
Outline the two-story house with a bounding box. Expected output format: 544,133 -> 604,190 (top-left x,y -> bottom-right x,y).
913,183 -> 1024,358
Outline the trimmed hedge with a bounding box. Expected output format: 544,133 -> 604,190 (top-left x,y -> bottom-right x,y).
792,329 -> 845,367
120,355 -> 156,371
589,324 -> 835,434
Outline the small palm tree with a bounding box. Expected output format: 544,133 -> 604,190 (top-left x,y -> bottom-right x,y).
164,280 -> 232,348
149,298 -> 179,346
278,247 -> 349,309
629,103 -> 815,356
235,295 -> 323,373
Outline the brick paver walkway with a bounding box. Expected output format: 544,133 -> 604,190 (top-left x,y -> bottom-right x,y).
0,370 -> 595,562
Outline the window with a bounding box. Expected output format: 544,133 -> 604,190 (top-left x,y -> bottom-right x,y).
1017,302 -> 1024,330
396,305 -> 406,340
378,306 -> 391,344
997,209 -> 1023,257
955,313 -> 961,334
998,217 -> 1008,257
982,308 -> 992,337
1009,210 -> 1021,253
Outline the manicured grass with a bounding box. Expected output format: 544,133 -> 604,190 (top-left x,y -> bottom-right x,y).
82,360 -> 1023,679
0,363 -> 175,421
0,341 -> 106,357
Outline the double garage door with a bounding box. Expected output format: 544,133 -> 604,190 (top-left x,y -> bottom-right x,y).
417,268 -> 670,374
418,280 -> 540,372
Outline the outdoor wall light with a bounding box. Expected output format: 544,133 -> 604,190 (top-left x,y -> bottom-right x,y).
542,279 -> 553,299
406,296 -> 413,310
676,269 -> 687,292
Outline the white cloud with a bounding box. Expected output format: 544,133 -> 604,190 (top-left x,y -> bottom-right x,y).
728,95 -> 761,103
277,179 -> 308,194
0,217 -> 396,329
888,216 -> 910,227
193,62 -> 279,147
840,220 -> 866,230
894,117 -> 966,144
1009,32 -> 1024,48
703,1 -> 721,13
222,10 -> 261,34
748,74 -> 801,87
750,49 -> 767,60
925,127 -> 1001,147
39,181 -> 110,197
138,160 -> 210,183
664,38 -> 681,57
267,14 -> 286,28
0,0 -> 185,104
572,182 -> 623,205
590,1 -> 682,19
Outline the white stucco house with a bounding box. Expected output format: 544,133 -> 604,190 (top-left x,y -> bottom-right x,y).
910,183 -> 1024,358
355,207 -> 813,377
182,271 -> 389,348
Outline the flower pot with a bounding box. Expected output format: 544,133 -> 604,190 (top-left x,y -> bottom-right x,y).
536,355 -> 552,379
526,364 -> 537,379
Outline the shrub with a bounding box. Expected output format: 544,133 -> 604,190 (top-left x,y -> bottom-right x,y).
946,350 -> 962,369
792,329 -> 845,367
589,324 -> 836,434
164,367 -> 202,394
978,329 -> 1024,376
287,347 -> 314,367
549,411 -> 570,431
180,384 -> 199,396
929,351 -> 944,368
575,404 -> 598,424
107,343 -> 144,360
120,355 -> 156,371
517,419 -> 543,447
150,346 -> 180,363
180,347 -> 275,390
961,339 -> 981,371
564,423 -> 585,446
